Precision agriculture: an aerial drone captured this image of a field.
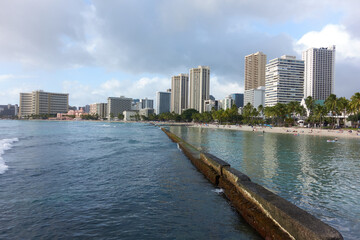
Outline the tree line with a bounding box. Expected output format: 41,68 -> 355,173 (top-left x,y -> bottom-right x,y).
145,92 -> 360,128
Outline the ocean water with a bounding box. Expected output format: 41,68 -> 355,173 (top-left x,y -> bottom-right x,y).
169,126 -> 360,240
0,120 -> 261,239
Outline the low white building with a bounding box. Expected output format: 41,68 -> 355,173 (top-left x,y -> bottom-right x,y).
139,108 -> 154,118
123,110 -> 139,121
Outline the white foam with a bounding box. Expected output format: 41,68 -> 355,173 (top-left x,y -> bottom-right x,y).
212,188 -> 224,194
0,138 -> 19,174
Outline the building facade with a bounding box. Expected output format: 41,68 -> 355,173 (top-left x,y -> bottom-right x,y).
244,52 -> 267,90
265,55 -> 304,107
189,66 -> 210,113
90,103 -> 107,119
156,90 -> 171,114
244,86 -> 265,108
0,104 -> 18,118
19,90 -> 68,117
171,74 -> 189,114
222,95 -> 234,110
107,96 -> 132,118
204,100 -> 219,112
302,45 -> 335,100
140,98 -> 154,109
230,93 -> 244,108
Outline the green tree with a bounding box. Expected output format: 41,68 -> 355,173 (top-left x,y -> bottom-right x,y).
324,94 -> 338,128
181,109 -> 199,122
118,113 -> 124,120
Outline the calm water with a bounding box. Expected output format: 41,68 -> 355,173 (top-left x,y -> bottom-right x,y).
0,120 -> 261,239
169,126 -> 360,240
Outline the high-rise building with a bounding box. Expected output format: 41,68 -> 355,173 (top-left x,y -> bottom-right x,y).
140,98 -> 154,109
244,52 -> 267,90
302,45 -> 335,100
171,74 -> 189,114
222,95 -> 234,110
230,93 -> 244,108
265,55 -> 304,107
107,96 -> 132,118
90,103 -> 107,118
244,86 -> 265,108
19,90 -> 69,117
204,100 -> 219,112
156,90 -> 171,114
189,66 -> 210,113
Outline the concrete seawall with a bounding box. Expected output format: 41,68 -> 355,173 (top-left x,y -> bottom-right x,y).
161,128 -> 343,240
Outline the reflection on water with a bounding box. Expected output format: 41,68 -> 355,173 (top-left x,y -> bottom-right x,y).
169,126 -> 360,240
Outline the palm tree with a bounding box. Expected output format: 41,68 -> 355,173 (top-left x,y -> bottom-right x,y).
305,96 -> 314,117
313,104 -> 327,127
337,97 -> 349,127
325,94 -> 338,128
350,92 -> 360,114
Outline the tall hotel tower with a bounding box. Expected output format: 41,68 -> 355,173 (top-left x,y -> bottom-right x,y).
189,66 -> 210,113
302,46 -> 335,100
265,55 -> 304,107
244,52 -> 267,90
171,74 -> 189,114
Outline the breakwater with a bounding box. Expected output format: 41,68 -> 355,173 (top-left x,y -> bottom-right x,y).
162,128 -> 343,240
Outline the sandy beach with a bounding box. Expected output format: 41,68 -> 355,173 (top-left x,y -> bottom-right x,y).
190,123 -> 360,139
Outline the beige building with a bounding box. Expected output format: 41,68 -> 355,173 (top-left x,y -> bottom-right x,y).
189,66 -> 210,113
244,52 -> 266,90
90,103 -> 107,119
171,74 -> 189,114
19,90 -> 68,117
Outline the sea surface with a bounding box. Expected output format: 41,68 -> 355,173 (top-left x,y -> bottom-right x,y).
169,126 -> 360,240
0,120 -> 261,240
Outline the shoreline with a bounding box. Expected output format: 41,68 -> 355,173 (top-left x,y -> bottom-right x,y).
190,123 -> 360,139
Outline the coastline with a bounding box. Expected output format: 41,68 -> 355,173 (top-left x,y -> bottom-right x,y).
190,123 -> 360,139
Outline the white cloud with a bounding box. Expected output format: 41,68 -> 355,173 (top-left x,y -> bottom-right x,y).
210,76 -> 243,100
295,24 -> 360,61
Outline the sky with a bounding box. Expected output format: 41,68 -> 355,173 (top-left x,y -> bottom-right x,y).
0,0 -> 359,106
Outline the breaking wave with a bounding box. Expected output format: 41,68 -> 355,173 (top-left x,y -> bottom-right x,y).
0,138 -> 19,174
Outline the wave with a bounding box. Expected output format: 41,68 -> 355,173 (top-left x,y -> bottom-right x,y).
0,138 -> 19,174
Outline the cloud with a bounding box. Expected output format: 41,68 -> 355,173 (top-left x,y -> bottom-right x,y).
295,24 -> 360,61
0,74 -> 34,82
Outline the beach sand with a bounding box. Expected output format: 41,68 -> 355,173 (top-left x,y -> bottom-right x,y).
190,123 -> 360,139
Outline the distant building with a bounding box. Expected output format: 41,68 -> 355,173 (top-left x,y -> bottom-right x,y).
0,104 -> 18,118
222,95 -> 234,110
171,74 -> 189,114
57,108 -> 88,119
123,110 -> 139,121
68,106 -> 77,111
140,98 -> 154,109
189,66 -> 210,113
245,52 -> 266,90
156,90 -> 171,114
90,103 -> 107,118
139,108 -> 155,118
230,93 -> 244,108
107,96 -> 132,118
82,105 -> 90,113
265,55 -> 304,107
209,95 -> 215,101
303,45 -> 335,100
204,100 -> 219,112
244,86 -> 265,108
19,90 -> 69,117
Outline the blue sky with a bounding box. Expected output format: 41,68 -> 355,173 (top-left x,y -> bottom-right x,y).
0,0 -> 359,106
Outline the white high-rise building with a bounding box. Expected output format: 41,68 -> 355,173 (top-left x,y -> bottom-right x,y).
156,90 -> 171,114
244,86 -> 265,108
222,95 -> 234,110
171,74 -> 189,114
189,66 -> 210,113
302,45 -> 335,100
265,55 -> 304,107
